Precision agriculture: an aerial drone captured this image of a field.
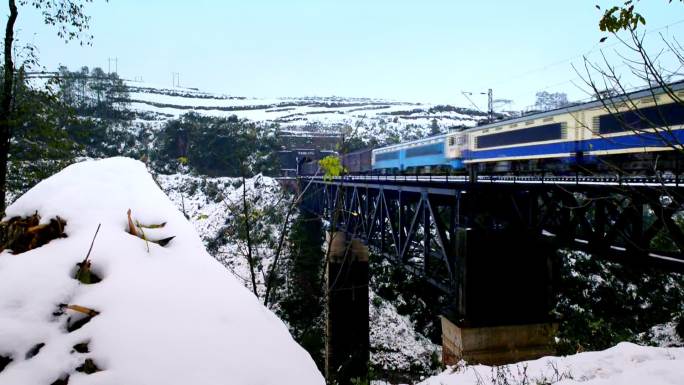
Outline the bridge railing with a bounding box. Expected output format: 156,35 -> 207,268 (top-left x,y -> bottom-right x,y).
304,173 -> 683,187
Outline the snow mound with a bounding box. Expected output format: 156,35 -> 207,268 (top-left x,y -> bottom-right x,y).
419,342 -> 684,385
0,157 -> 324,385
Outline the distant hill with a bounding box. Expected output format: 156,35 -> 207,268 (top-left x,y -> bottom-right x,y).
124,81 -> 489,146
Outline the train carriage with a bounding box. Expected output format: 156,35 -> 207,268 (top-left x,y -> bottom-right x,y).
581,96 -> 684,162
463,85 -> 684,174
463,115 -> 580,173
371,81 -> 684,176
372,135 -> 463,173
341,149 -> 373,174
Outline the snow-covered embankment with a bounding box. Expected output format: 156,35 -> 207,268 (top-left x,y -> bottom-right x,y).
0,157 -> 324,385
418,342 -> 684,385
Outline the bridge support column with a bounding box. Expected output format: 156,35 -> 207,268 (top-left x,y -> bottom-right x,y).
440,317 -> 558,366
325,231 -> 369,385
442,227 -> 558,366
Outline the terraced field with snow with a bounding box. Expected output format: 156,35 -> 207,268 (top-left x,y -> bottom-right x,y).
126,83 -> 486,139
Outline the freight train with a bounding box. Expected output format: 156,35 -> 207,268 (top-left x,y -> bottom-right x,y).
338,82 -> 684,176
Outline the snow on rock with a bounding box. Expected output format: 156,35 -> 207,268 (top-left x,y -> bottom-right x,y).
0,157 -> 324,385
418,342 -> 684,385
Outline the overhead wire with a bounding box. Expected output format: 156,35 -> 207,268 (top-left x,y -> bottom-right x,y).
489,18 -> 684,90
479,18 -> 684,108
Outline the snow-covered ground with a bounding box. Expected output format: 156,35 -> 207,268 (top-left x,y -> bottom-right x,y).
416,343 -> 684,385
0,157 -> 324,385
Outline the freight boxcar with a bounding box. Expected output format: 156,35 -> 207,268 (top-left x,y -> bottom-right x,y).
342,149 -> 373,174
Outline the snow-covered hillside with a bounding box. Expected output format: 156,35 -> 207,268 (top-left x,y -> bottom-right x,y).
0,158 -> 324,385
370,292 -> 440,376
126,82 -> 487,137
156,172 -> 286,297
156,171 -> 441,375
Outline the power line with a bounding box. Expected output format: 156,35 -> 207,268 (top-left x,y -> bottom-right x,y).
477,19 -> 684,111
462,89 -> 494,122
487,18 -> 684,89
461,91 -> 485,113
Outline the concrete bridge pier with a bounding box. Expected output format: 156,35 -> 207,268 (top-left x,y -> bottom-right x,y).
325,231 -> 369,385
441,227 -> 558,366
440,319 -> 558,366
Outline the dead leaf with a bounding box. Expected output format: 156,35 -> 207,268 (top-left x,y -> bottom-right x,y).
66,305 -> 99,317
127,209 -> 138,236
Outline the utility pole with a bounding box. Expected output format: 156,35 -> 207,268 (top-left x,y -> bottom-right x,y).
171,72 -> 180,87
462,89 -> 495,123
108,57 -> 118,75
487,88 -> 493,123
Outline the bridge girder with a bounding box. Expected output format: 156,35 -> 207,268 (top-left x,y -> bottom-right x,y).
302,178 -> 684,296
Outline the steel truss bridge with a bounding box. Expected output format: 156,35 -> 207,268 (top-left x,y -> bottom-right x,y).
303,174 -> 684,283
301,174 -> 684,383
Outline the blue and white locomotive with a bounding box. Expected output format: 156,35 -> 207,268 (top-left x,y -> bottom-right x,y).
370,81 -> 684,175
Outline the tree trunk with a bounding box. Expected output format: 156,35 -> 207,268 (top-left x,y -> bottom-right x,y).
262,175 -> 320,307
0,0 -> 18,214
241,172 -> 259,298
262,194 -> 296,307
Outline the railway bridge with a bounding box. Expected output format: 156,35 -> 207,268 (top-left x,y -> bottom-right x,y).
300,174 -> 684,384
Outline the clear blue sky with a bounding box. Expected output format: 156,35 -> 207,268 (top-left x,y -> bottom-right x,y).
6,0 -> 684,109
